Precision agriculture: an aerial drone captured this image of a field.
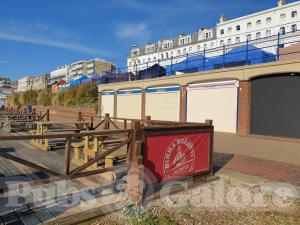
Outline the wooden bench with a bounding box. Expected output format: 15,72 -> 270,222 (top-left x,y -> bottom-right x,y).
70,136 -> 128,170
31,128 -> 80,151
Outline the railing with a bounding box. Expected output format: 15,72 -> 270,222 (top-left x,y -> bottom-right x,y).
1,107 -> 50,122
95,30 -> 300,85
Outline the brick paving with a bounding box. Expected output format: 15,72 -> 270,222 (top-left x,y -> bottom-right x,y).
215,153 -> 300,186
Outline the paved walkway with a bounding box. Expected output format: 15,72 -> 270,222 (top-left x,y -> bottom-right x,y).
214,132 -> 300,166
214,153 -> 300,186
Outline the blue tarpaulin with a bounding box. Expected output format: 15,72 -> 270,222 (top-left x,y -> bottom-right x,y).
166,45 -> 275,75
68,75 -> 89,86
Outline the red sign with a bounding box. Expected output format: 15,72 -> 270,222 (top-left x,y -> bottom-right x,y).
144,133 -> 210,183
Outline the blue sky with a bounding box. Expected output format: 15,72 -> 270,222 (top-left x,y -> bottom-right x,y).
0,0 -> 296,80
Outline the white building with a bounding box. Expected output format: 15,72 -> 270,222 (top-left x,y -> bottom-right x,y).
68,58 -> 115,81
127,0 -> 300,72
49,65 -> 69,84
17,76 -> 34,92
0,79 -> 11,88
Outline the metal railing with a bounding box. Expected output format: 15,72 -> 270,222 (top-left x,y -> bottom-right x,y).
94,30 -> 300,85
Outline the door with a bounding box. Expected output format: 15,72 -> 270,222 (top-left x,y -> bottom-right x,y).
145,86 -> 180,121
187,80 -> 239,133
101,91 -> 114,117
117,89 -> 142,119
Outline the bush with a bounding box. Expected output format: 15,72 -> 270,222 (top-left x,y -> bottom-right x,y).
37,90 -> 52,106
9,83 -> 98,108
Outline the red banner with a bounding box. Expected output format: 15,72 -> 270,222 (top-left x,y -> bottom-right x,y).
144,132 -> 210,183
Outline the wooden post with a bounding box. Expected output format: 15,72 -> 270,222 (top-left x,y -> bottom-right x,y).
126,120 -> 144,203
90,116 -> 94,130
32,108 -> 36,121
64,137 -> 72,175
104,113 -> 110,130
205,119 -> 213,126
124,119 -> 127,129
46,109 -> 50,121
144,115 -> 151,126
77,112 -> 82,121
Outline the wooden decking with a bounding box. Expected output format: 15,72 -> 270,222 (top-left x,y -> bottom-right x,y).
0,130 -> 128,225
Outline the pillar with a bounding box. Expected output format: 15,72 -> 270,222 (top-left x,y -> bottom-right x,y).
179,85 -> 187,122
237,81 -> 251,135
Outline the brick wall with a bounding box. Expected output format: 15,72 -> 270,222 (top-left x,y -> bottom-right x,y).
237,81 -> 251,135
34,105 -> 98,118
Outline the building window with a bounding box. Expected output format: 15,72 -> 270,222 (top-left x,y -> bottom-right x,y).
247,22 -> 252,28
204,44 -> 207,49
236,25 -> 241,31
266,30 -> 271,37
197,45 -> 201,52
220,29 -> 224,35
178,49 -> 181,55
205,33 -> 209,38
228,27 -> 232,33
246,34 -> 252,41
280,13 -> 286,20
292,24 -> 297,32
166,52 -> 169,58
256,20 -> 261,26
189,47 -> 192,52
220,40 -> 224,46
154,57 -> 156,61
292,11 -> 297,18
280,27 -> 286,35
171,51 -> 174,56
235,37 -> 240,43
266,17 -> 272,24
183,48 -> 187,54
161,54 -> 164,59
227,38 -> 232,45
210,42 -> 214,48
256,32 -> 261,39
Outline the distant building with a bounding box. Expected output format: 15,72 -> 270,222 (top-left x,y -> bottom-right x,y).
51,79 -> 66,93
17,76 -> 34,92
49,65 -> 69,85
0,79 -> 11,88
128,0 -> 300,72
0,87 -> 16,107
68,58 -> 116,80
32,73 -> 49,91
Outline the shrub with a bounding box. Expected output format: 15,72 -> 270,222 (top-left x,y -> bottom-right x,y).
37,90 -> 52,106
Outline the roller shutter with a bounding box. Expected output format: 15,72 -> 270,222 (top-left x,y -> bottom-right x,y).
187,80 -> 239,133
117,89 -> 142,119
251,74 -> 300,139
145,86 -> 180,121
101,91 -> 114,117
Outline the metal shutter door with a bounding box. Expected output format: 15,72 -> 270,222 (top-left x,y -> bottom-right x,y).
187,81 -> 239,133
117,89 -> 142,119
145,86 -> 180,121
101,91 -> 114,117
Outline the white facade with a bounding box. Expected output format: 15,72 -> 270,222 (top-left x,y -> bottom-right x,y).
49,65 -> 69,84
17,76 -> 34,92
127,0 -> 300,72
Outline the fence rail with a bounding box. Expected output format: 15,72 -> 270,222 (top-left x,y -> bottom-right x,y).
94,30 -> 300,85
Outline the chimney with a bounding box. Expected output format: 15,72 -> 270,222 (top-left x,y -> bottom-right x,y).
220,14 -> 227,24
278,0 -> 285,6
